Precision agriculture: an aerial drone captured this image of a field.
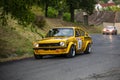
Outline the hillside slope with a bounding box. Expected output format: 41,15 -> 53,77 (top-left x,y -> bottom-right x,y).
0,19 -> 43,62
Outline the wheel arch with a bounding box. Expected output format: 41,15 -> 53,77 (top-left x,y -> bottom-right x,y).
67,42 -> 76,52
83,41 -> 92,52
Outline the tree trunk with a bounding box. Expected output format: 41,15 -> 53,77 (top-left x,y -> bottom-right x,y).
45,2 -> 48,17
58,10 -> 63,19
70,4 -> 74,22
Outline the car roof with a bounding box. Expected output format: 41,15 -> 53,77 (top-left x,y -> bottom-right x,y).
49,26 -> 89,34
51,26 -> 85,30
52,26 -> 75,29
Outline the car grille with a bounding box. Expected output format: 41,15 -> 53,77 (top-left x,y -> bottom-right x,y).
39,43 -> 60,47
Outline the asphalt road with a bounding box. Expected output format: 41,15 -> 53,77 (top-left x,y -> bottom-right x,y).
0,34 -> 120,80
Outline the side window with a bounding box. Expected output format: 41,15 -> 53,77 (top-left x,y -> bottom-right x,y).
79,29 -> 85,36
75,29 -> 80,37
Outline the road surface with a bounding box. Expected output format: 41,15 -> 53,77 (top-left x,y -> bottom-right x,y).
0,34 -> 120,80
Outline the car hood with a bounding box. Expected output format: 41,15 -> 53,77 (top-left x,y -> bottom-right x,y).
37,37 -> 71,43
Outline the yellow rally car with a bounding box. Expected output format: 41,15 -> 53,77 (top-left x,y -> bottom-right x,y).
33,27 -> 93,59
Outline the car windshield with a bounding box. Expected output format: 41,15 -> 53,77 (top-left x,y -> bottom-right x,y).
106,26 -> 115,29
46,28 -> 74,37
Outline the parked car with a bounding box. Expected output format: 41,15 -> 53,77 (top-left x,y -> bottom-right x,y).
102,26 -> 117,35
33,27 -> 93,59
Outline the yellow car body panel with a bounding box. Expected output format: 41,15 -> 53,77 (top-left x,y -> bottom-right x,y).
33,27 -> 92,57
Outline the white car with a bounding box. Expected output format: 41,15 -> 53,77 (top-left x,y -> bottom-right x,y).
102,26 -> 117,35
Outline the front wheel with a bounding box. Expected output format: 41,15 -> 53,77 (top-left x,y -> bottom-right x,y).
84,44 -> 92,54
66,45 -> 76,58
115,32 -> 117,35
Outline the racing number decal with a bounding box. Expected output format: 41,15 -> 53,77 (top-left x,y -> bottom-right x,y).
77,38 -> 82,49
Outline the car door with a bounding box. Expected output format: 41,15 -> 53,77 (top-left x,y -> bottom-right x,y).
78,29 -> 86,51
75,29 -> 85,52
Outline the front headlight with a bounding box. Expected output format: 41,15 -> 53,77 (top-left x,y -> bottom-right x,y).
109,29 -> 113,32
34,43 -> 39,47
60,42 -> 65,46
103,28 -> 106,31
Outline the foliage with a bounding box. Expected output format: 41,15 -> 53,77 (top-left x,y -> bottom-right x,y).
111,6 -> 120,11
39,0 -> 57,17
31,6 -> 44,16
53,0 -> 68,18
47,7 -> 58,18
0,0 -> 97,26
115,0 -> 120,4
65,0 -> 96,22
79,0 -> 96,15
0,0 -> 40,26
62,12 -> 71,21
0,25 -> 33,59
66,0 -> 80,9
101,5 -> 120,11
101,0 -> 119,3
66,0 -> 80,22
34,15 -> 46,28
101,0 -> 109,3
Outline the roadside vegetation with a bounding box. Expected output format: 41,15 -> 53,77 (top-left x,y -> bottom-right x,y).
0,17 -> 42,62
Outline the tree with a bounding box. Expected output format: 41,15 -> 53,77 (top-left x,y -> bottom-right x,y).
39,0 -> 61,17
39,0 -> 50,17
66,0 -> 80,22
0,0 -> 39,26
79,0 -> 96,25
53,0 -> 67,18
66,0 -> 96,23
100,0 -> 120,3
0,0 -> 96,26
0,0 -> 64,25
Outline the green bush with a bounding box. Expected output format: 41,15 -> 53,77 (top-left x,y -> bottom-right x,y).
102,6 -> 120,11
48,7 -> 58,18
62,12 -> 71,21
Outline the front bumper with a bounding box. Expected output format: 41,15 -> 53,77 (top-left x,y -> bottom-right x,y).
103,31 -> 114,34
33,47 -> 68,55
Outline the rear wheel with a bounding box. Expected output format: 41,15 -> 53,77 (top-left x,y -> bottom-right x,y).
34,54 -> 43,59
66,45 -> 76,58
84,44 -> 92,54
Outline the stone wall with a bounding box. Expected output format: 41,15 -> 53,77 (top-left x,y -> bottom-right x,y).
75,11 -> 120,26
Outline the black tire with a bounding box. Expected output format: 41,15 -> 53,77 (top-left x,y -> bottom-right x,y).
66,45 -> 76,58
34,54 -> 43,59
115,32 -> 117,35
84,44 -> 92,54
